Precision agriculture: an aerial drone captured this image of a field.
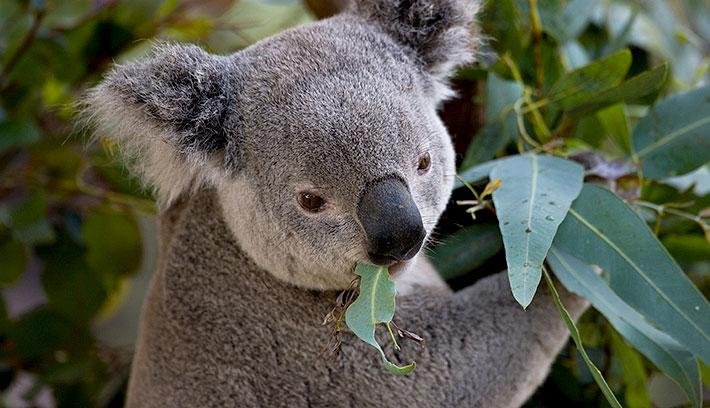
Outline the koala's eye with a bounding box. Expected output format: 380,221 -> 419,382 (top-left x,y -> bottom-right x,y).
417,152 -> 432,175
297,192 -> 326,213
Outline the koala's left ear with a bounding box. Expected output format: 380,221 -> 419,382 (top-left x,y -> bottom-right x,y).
86,43 -> 242,205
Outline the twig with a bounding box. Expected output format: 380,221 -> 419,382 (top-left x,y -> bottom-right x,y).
634,200 -> 708,229
527,0 -> 545,95
50,0 -> 118,34
0,8 -> 46,88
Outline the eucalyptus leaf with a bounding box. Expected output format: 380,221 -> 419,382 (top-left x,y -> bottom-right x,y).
609,329 -> 651,408
633,85 -> 710,179
454,158 -> 500,189
597,104 -> 632,155
491,154 -> 584,307
548,247 -> 702,408
345,263 -> 415,375
566,64 -> 669,117
548,49 -> 632,110
554,184 -> 710,365
461,74 -> 522,169
542,269 -> 623,408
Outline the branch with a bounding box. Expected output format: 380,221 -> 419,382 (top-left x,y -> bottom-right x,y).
0,9 -> 45,88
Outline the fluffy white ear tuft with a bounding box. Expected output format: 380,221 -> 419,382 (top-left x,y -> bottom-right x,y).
82,43 -> 240,206
349,0 -> 482,80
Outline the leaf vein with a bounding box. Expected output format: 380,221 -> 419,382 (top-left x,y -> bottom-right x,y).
568,209 -> 710,344
636,116 -> 710,158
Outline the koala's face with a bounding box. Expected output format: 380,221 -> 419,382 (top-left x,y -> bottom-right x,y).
90,1 -> 479,290
220,33 -> 456,288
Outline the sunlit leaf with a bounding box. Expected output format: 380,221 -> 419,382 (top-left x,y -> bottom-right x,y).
491,154 -> 584,307
597,104 -> 632,155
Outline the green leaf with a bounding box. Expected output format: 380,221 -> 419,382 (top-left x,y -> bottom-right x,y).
539,0 -> 597,43
662,235 -> 710,263
633,85 -> 710,179
542,268 -> 623,408
429,223 -> 503,280
6,308 -> 74,360
566,64 -> 669,118
597,104 -> 632,155
454,159 -> 500,189
461,74 -> 522,169
82,211 -> 142,277
490,154 -> 584,307
344,263 -> 415,375
38,233 -> 108,323
0,120 -> 41,153
548,247 -> 702,408
554,184 -> 710,365
548,49 -> 632,110
0,238 -> 27,285
3,191 -> 55,245
461,124 -> 506,171
609,329 -> 651,408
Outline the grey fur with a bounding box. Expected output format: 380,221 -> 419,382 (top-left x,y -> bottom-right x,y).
128,190 -> 587,407
86,1 -> 588,406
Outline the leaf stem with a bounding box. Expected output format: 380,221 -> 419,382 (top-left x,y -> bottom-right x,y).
386,322 -> 400,351
634,200 -> 708,229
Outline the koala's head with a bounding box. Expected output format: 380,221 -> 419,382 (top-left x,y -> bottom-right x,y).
87,0 -> 480,290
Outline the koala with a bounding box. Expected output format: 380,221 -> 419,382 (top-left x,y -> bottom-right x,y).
87,0 -> 589,407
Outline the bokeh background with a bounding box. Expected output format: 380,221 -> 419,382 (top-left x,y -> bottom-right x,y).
0,0 -> 708,407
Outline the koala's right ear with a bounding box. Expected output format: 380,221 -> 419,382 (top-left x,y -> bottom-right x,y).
85,43 -> 242,205
350,0 -> 481,100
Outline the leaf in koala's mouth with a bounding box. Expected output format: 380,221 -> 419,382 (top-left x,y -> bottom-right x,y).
344,262 -> 416,375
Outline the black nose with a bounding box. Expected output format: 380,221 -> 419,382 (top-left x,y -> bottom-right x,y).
357,177 -> 426,265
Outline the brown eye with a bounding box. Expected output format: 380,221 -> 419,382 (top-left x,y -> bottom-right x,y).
298,192 -> 326,213
417,152 -> 431,174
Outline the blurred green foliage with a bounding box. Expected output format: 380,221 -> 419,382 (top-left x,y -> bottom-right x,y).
0,0 -> 707,407
0,0 -> 311,406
